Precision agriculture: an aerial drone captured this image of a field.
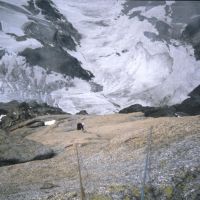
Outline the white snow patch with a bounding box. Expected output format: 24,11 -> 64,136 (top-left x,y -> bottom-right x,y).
45,120 -> 56,126
0,115 -> 6,121
143,5 -> 166,21
0,32 -> 42,53
0,2 -> 29,36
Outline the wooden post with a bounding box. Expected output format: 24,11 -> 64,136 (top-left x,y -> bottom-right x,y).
141,127 -> 153,200
74,143 -> 86,200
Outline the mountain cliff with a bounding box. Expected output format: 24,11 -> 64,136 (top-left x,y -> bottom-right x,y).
0,0 -> 200,114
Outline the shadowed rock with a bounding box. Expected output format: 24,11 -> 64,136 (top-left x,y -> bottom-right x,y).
20,47 -> 94,81
0,49 -> 5,59
182,16 -> 200,60
0,101 -> 65,129
119,85 -> 200,117
0,129 -> 55,167
76,110 -> 88,115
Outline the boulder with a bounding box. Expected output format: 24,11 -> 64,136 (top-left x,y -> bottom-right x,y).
27,120 -> 45,128
76,110 -> 88,115
0,129 -> 55,167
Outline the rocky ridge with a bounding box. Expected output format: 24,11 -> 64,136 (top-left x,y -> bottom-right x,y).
0,100 -> 65,130
119,84 -> 200,117
0,101 -> 67,167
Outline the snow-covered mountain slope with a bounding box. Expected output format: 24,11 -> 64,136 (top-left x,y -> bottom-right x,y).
0,0 -> 200,114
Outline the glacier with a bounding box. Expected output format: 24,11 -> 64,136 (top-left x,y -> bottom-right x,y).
0,0 -> 200,114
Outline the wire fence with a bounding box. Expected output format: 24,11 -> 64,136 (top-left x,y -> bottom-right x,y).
73,127 -> 155,200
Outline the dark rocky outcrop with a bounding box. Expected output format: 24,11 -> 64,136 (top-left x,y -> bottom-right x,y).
76,110 -> 88,115
26,120 -> 45,128
23,0 -> 40,15
0,129 -> 55,167
188,85 -> 200,97
0,1 -> 30,15
20,0 -> 94,81
0,101 -> 65,129
0,49 -> 5,59
119,104 -> 177,118
182,16 -> 200,60
0,0 -> 94,81
20,47 -> 93,81
19,0 -> 94,81
119,85 -> 200,117
175,99 -> 200,116
174,85 -> 200,116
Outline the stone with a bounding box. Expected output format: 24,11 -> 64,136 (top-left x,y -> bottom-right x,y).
40,182 -> 59,190
27,120 -> 45,128
0,129 -> 55,167
76,110 -> 88,115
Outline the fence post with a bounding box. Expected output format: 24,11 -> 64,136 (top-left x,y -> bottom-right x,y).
74,143 -> 86,200
141,127 -> 153,200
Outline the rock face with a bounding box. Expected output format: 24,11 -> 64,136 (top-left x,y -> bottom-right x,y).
0,0 -> 94,81
119,104 -> 177,117
119,84 -> 200,117
0,0 -> 96,111
19,0 -> 94,81
1,0 -> 200,113
182,16 -> 200,60
0,129 -> 55,167
0,101 -> 65,129
174,85 -> 200,115
20,47 -> 93,81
